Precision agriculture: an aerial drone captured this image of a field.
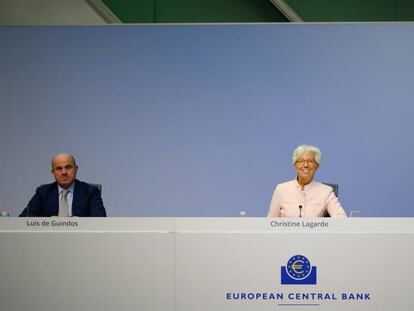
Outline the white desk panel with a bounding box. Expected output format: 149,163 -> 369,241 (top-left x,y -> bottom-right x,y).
173,218 -> 413,311
0,218 -> 174,311
175,231 -> 414,310
1,218 -> 413,311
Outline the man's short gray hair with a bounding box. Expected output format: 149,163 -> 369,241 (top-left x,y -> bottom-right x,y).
292,145 -> 321,165
51,153 -> 77,170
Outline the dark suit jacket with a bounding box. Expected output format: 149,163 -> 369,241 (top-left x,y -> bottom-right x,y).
20,179 -> 106,217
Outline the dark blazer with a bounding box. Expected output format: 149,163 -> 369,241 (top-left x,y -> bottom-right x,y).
20,179 -> 106,217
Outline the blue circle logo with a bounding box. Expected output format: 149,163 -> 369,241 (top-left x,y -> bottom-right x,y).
285,255 -> 312,280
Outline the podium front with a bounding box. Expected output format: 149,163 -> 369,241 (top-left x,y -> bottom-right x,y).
0,218 -> 175,311
0,218 -> 412,311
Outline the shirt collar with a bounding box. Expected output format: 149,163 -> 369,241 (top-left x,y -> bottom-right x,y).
58,182 -> 75,194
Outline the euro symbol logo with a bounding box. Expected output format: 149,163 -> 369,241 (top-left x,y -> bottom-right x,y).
291,260 -> 304,274
281,255 -> 316,284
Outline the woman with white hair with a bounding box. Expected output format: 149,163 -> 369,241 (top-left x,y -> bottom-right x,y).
267,144 -> 346,218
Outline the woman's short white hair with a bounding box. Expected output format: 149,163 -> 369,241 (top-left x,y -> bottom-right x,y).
292,145 -> 321,165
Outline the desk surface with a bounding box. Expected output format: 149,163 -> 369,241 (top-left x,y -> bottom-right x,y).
1,217 -> 413,232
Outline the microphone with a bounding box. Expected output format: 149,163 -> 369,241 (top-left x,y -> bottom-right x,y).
299,205 -> 303,218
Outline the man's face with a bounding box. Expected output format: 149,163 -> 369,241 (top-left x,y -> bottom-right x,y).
51,154 -> 78,189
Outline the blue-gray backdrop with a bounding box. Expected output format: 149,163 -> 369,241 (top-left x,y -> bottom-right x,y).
1,24 -> 413,217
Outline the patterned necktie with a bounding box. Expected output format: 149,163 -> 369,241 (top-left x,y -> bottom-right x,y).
58,189 -> 69,217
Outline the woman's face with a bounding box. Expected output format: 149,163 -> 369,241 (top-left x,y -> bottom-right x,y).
294,151 -> 319,185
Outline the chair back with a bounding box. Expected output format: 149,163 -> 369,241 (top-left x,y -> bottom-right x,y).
89,183 -> 102,192
323,182 -> 338,197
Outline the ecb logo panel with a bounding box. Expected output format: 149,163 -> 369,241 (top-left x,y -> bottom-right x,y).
281,255 -> 317,285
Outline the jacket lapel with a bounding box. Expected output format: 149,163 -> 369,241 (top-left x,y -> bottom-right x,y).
72,180 -> 85,216
46,183 -> 59,216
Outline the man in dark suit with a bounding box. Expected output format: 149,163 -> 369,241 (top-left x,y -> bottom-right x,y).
20,153 -> 106,217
